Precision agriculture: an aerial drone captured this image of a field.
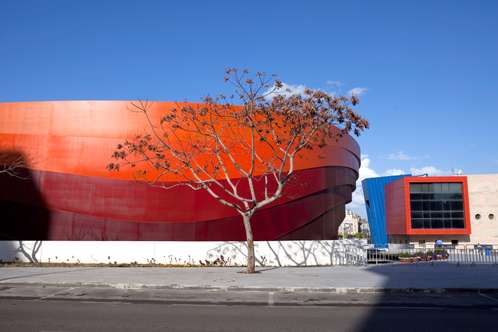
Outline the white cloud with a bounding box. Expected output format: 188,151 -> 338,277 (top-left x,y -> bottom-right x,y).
266,81 -> 368,101
409,166 -> 447,176
384,168 -> 406,176
387,150 -> 430,161
348,87 -> 368,97
266,82 -> 308,98
387,151 -> 415,161
410,166 -> 465,176
357,155 -> 379,180
325,80 -> 342,87
348,155 -> 378,214
349,156 -> 410,216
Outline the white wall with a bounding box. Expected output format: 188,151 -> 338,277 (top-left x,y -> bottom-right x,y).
468,174 -> 498,245
0,240 -> 368,267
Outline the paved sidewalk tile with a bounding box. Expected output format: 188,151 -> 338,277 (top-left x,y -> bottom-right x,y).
1,263 -> 498,290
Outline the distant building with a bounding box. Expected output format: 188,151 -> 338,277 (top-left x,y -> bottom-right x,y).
363,174 -> 498,249
359,219 -> 370,236
339,210 -> 368,237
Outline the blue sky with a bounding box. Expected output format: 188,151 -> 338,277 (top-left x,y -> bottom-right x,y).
1,1 -> 497,215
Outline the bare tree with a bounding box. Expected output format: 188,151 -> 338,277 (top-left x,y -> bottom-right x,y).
0,153 -> 27,179
17,241 -> 42,264
108,69 -> 368,273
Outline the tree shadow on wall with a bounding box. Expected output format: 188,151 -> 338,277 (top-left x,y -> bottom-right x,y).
206,240 -> 367,267
0,151 -> 51,262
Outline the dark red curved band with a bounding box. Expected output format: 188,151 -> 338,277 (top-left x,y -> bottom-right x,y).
0,101 -> 361,241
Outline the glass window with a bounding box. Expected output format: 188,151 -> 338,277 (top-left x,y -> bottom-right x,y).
410,184 -> 420,192
449,183 -> 463,193
431,201 -> 442,210
432,219 -> 443,228
433,183 -> 443,193
409,182 -> 465,229
432,211 -> 442,219
424,219 -> 432,228
412,211 -> 423,219
411,201 -> 422,210
412,219 -> 423,228
443,219 -> 452,228
410,193 -> 424,201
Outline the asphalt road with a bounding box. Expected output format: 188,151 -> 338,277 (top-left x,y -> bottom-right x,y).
1,299 -> 498,332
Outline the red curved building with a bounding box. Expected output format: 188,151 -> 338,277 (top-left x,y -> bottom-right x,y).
0,101 -> 361,241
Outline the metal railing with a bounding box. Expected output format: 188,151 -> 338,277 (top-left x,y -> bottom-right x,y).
367,249 -> 400,264
447,248 -> 498,264
367,247 -> 498,265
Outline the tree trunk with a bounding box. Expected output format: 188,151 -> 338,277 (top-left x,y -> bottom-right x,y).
242,214 -> 256,273
18,241 -> 38,264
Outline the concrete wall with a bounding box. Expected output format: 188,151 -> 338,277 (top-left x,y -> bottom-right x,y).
467,174 -> 498,245
0,240 -> 368,267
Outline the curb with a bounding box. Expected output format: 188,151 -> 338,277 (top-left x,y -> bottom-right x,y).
2,281 -> 498,294
4,297 -> 498,309
1,283 -> 498,308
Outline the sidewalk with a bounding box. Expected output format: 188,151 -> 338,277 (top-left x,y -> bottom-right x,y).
1,263 -> 498,290
1,263 -> 498,306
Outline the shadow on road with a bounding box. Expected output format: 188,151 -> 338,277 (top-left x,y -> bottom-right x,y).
354,262 -> 498,331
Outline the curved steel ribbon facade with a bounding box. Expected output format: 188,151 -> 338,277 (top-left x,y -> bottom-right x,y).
0,101 -> 361,241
